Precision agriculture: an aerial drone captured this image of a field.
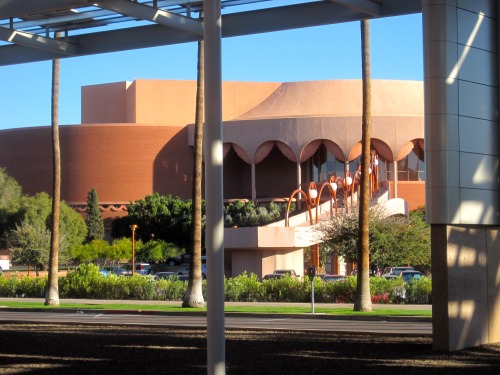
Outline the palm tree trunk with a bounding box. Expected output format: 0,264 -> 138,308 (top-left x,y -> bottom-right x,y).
183,32 -> 205,308
45,32 -> 62,306
354,19 -> 372,312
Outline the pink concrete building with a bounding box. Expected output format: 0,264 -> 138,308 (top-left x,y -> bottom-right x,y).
0,79 -> 424,277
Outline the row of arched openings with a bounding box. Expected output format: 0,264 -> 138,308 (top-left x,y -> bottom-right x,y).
221,138 -> 425,201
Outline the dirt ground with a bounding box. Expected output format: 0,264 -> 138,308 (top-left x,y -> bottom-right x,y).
0,324 -> 499,374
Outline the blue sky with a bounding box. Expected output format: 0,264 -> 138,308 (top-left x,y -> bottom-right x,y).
0,12 -> 422,130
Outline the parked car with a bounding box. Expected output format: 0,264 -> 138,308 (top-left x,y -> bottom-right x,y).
262,273 -> 285,280
177,263 -> 206,279
122,263 -> 152,276
322,274 -> 346,283
102,266 -> 128,276
99,268 -> 110,277
400,270 -> 423,282
154,271 -> 177,280
383,266 -> 415,279
273,269 -> 299,278
166,256 -> 183,267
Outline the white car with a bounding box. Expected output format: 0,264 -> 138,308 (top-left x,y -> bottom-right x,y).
177,263 -> 206,279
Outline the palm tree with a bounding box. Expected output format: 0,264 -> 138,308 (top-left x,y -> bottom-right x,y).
183,28 -> 205,308
45,32 -> 62,306
353,19 -> 372,312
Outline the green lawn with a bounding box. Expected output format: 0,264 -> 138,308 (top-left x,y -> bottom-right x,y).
0,300 -> 432,317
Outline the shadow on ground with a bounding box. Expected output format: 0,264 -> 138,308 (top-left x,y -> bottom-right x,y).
0,324 -> 499,374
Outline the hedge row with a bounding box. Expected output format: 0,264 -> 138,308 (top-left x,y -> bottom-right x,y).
0,264 -> 431,304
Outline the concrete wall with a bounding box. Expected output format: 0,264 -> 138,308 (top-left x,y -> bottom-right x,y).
230,247 -> 304,280
424,0 -> 500,350
432,225 -> 500,350
0,125 -> 193,203
388,181 -> 426,210
82,81 -> 131,124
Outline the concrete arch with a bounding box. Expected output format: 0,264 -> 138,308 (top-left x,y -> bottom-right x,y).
347,138 -> 393,163
300,139 -> 346,163
396,138 -> 424,162
223,142 -> 251,164
254,140 -> 297,164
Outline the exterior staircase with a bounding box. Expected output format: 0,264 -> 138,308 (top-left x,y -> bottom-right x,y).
224,180 -> 408,278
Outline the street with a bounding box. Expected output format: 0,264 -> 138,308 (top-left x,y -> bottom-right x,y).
0,309 -> 432,336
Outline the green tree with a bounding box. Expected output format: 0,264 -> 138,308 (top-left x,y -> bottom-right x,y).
112,193 -> 193,248
109,237 -> 136,262
0,168 -> 23,246
8,221 -> 51,276
71,239 -> 111,264
17,193 -> 87,260
85,188 -> 104,243
138,239 -> 183,263
319,206 -> 431,271
0,167 -> 22,211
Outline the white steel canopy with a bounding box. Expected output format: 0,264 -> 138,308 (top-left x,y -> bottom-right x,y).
0,0 -> 421,66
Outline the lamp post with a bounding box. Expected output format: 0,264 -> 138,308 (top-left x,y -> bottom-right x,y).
329,176 -> 340,217
129,224 -> 138,276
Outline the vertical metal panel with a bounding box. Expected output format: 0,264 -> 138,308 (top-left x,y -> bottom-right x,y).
424,0 -> 500,225
458,81 -> 497,121
456,46 -> 497,85
459,117 -> 499,155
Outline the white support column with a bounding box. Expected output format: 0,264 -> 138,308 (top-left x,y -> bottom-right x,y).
296,162 -> 302,209
251,163 -> 256,201
393,160 -> 398,198
204,1 -> 226,374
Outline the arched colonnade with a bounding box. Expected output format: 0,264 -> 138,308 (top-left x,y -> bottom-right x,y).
221,135 -> 424,202
213,115 -> 424,202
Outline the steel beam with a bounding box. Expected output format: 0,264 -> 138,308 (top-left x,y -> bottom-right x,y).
96,0 -> 203,35
0,0 -> 421,65
0,27 -> 77,55
0,0 -> 90,19
329,0 -> 381,17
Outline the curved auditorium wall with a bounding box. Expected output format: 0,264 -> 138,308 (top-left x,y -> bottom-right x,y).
0,79 -> 425,217
0,124 -> 193,205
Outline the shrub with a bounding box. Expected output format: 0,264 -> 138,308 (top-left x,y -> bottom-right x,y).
224,201 -> 285,227
0,273 -> 46,298
155,277 -> 189,301
59,263 -> 105,298
369,276 -> 393,304
261,275 -> 306,302
385,277 -> 408,303
225,272 -> 262,302
405,277 -> 432,304
0,268 -> 432,304
329,276 -> 357,303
